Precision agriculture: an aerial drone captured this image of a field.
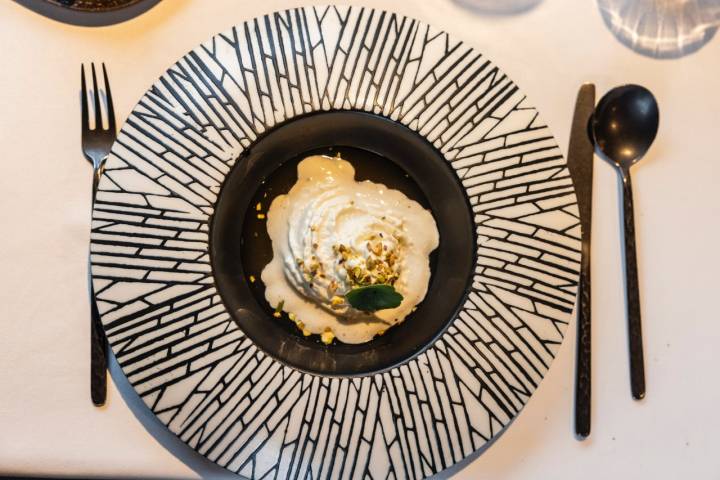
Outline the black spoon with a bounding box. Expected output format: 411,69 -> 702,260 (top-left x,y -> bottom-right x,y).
591,84 -> 659,400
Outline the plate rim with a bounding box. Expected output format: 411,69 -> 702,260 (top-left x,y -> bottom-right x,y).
90,5 -> 581,479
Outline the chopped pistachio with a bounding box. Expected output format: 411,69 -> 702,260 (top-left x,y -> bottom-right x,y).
255,202 -> 262,211
257,213 -> 266,220
321,329 -> 335,344
273,300 -> 284,317
288,312 -> 297,321
249,275 -> 256,283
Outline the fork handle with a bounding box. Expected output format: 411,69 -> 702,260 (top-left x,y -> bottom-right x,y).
90,162 -> 108,407
90,281 -> 108,406
621,168 -> 645,400
91,162 -> 105,203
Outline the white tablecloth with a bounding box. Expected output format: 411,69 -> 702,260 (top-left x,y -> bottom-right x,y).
1,0 -> 718,478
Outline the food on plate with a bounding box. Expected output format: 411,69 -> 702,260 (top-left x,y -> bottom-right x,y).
259,154 -> 439,344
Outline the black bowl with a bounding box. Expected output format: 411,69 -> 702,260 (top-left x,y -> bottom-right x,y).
210,111 -> 475,376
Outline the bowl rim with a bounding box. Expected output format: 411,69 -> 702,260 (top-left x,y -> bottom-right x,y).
209,110 -> 478,377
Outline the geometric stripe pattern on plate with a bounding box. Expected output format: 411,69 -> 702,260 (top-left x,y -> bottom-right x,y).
90,5 -> 580,479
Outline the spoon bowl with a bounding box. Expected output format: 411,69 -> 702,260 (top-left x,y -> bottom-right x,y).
591,84 -> 659,169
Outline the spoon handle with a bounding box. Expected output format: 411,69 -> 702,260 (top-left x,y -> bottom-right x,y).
621,169 -> 646,400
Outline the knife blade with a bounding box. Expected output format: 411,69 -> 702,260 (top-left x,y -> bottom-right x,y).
566,83 -> 596,439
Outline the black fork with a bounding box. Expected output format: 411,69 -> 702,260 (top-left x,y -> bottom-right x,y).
81,63 -> 117,406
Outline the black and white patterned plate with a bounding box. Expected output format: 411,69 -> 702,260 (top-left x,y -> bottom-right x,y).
90,6 -> 580,479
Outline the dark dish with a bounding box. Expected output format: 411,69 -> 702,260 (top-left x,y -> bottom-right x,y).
210,111 -> 476,376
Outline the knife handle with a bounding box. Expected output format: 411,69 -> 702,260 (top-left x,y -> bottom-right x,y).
621,169 -> 645,400
574,242 -> 591,438
90,279 -> 107,406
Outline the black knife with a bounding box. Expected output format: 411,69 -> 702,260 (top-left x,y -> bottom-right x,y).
567,83 -> 596,439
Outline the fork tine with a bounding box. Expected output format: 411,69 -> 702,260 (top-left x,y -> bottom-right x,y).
91,63 -> 103,130
81,64 -> 89,134
102,63 -> 116,133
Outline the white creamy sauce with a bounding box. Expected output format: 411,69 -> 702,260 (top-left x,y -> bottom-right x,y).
260,155 -> 439,344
